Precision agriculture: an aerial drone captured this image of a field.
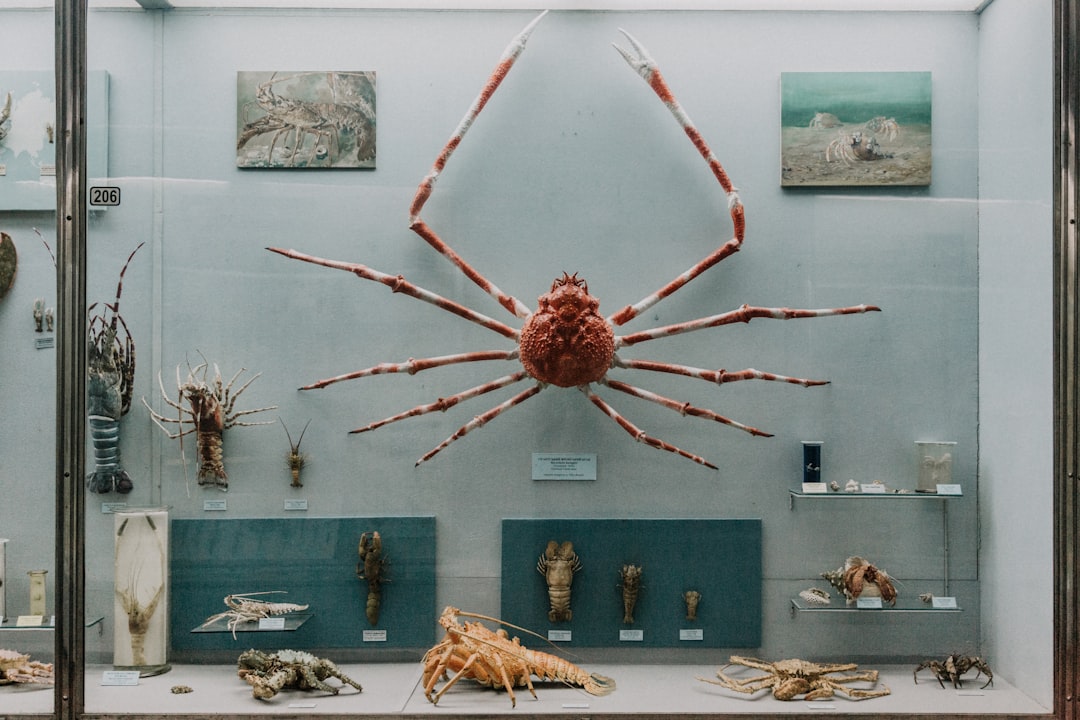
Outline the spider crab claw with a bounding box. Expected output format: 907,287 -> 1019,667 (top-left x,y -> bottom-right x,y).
612,29 -> 657,81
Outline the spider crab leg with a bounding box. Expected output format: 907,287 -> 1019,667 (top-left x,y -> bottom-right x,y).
351,371 -> 530,434
613,357 -> 827,388
581,386 -> 717,469
416,383 -> 545,466
266,247 -> 519,341
300,350 -> 519,390
609,30 -> 745,327
599,377 -> 772,437
617,303 -> 881,347
408,11 -> 549,321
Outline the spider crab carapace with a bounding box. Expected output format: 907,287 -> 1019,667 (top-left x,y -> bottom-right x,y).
269,11 -> 880,469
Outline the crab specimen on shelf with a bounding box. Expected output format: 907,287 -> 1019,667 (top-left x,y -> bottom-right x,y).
0,649 -> 54,685
270,12 -> 880,469
236,648 -> 362,700
914,654 -> 993,690
698,656 -> 890,701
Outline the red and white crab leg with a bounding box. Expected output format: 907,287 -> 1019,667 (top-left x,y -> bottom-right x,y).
299,350 -> 519,391
416,383 -> 545,466
351,370 -> 531,434
581,386 -> 717,469
267,247 -> 520,340
599,377 -> 772,437
618,303 -> 881,347
408,12 -> 550,321
613,358 -> 828,388
609,29 -> 746,327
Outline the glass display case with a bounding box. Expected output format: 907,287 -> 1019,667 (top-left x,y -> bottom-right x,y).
0,0 -> 1064,717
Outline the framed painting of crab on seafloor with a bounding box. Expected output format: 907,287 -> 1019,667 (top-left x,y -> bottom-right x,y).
236,70 -> 376,169
780,71 -> 931,187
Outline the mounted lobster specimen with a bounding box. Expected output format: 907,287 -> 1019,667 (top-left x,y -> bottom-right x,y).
422,606 -> 615,707
269,12 -> 879,469
86,242 -> 144,494
356,531 -> 389,625
537,540 -> 580,623
143,361 -> 276,490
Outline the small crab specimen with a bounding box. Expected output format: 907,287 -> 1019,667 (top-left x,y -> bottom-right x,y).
914,654 -> 993,690
0,649 -> 54,685
270,12 -> 879,469
821,555 -> 897,605
237,648 -> 362,700
698,656 -> 890,701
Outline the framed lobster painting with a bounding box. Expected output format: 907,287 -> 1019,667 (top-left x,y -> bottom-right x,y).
236,70 -> 376,169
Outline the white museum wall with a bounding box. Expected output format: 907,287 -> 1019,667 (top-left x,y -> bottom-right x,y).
0,2 -> 1052,712
977,0 -> 1055,709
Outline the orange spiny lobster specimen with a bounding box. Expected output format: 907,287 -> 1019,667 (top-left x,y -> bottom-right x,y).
422,606 -> 615,707
269,11 -> 879,469
144,361 -> 276,490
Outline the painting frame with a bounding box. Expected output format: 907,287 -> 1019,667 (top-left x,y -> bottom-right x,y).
780,71 -> 931,187
236,70 -> 376,169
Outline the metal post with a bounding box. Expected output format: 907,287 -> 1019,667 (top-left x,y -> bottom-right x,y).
1055,1 -> 1079,717
54,0 -> 88,718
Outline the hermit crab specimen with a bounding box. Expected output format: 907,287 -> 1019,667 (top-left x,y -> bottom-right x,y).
270,12 -> 879,469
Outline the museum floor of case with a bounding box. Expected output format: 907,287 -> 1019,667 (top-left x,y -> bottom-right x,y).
3,663 -> 1051,716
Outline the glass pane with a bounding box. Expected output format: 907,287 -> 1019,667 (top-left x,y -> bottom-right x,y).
3,1 -> 1058,716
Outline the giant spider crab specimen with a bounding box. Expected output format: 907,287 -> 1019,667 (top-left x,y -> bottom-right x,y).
269,12 -> 880,469
698,656 -> 891,701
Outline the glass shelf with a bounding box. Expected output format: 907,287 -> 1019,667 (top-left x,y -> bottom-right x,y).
790,488 -> 963,508
190,612 -> 312,634
791,597 -> 963,614
0,616 -> 104,630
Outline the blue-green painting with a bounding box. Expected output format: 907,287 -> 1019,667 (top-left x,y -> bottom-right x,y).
781,71 -> 931,187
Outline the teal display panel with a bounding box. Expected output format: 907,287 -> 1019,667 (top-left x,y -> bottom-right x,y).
501,518 -> 761,648
170,516 -> 435,656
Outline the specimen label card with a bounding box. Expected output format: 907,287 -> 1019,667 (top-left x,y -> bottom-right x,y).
363,630 -> 387,642
679,628 -> 704,641
932,596 -> 958,609
548,630 -> 572,642
16,615 -> 43,627
283,498 -> 308,511
619,629 -> 643,642
100,670 -> 139,686
203,499 -> 227,512
801,482 -> 828,494
937,484 -> 962,495
856,597 -> 883,609
259,617 -> 286,630
532,453 -> 596,480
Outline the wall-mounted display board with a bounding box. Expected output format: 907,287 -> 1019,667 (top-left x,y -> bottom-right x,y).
501,518 -> 761,647
169,516 -> 435,660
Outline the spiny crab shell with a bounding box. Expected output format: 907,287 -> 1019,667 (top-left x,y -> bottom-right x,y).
518,272 -> 615,388
0,648 -> 54,685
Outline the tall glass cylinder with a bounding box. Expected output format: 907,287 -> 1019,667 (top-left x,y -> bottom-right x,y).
916,441 -> 957,493
0,538 -> 7,621
113,507 -> 170,675
27,569 -> 47,616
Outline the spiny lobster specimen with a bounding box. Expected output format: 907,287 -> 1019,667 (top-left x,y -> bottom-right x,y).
270,12 -> 879,469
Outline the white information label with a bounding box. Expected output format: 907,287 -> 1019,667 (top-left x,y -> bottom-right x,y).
679,628 -> 704,641
289,702 -> 318,708
100,670 -> 140,686
258,617 -> 286,630
801,482 -> 828,494
860,483 -> 887,494
35,336 -> 54,350
16,615 -> 44,627
203,499 -> 227,512
856,597 -> 883,609
532,453 -> 597,480
937,483 -> 963,495
283,498 -> 308,511
957,690 -> 986,696
362,629 -> 387,642
931,596 -> 958,609
807,703 -> 837,710
562,703 -> 590,709
618,629 -> 644,642
547,629 -> 572,642
0,164 -> 6,175
101,502 -> 127,514
40,164 -> 56,177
